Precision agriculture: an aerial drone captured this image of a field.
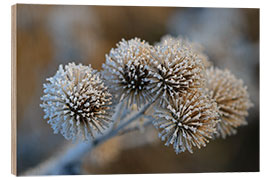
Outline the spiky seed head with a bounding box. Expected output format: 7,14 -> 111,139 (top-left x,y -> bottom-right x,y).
153,90 -> 219,154
149,36 -> 206,106
40,63 -> 113,141
205,67 -> 253,138
102,38 -> 155,108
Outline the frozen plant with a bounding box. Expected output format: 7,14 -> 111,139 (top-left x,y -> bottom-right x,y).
37,36 -> 252,175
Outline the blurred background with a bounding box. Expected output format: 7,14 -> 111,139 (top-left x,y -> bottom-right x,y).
16,4 -> 259,175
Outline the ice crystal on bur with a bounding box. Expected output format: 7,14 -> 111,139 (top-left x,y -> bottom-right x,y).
40,63 -> 113,141
153,90 -> 219,154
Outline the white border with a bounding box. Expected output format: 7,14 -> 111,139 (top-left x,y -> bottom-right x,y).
1,0 -> 268,180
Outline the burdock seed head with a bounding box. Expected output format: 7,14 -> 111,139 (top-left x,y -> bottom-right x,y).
40,63 -> 113,141
205,67 -> 253,138
102,38 -> 156,108
153,90 -> 219,154
149,36 -> 206,106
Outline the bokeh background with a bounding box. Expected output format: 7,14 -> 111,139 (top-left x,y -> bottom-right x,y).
16,4 -> 259,175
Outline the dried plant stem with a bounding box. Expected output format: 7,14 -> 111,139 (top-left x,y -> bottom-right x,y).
24,100 -> 155,175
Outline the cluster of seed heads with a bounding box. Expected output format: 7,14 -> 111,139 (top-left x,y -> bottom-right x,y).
40,35 -> 252,154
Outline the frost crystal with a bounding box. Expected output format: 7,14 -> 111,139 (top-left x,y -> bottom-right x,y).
153,90 -> 219,154
102,38 -> 155,108
150,36 -> 206,106
205,67 -> 253,138
40,63 -> 113,141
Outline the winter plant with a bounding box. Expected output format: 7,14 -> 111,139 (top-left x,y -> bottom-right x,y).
39,35 -> 253,175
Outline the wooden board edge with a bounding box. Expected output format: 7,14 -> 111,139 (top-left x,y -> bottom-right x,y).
11,4 -> 17,176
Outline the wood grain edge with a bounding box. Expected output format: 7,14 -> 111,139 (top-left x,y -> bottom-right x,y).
11,4 -> 17,176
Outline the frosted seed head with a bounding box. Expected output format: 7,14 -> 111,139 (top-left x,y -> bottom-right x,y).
40,63 -> 114,141
149,35 -> 206,106
205,67 -> 253,139
153,90 -> 219,154
101,38 -> 156,108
